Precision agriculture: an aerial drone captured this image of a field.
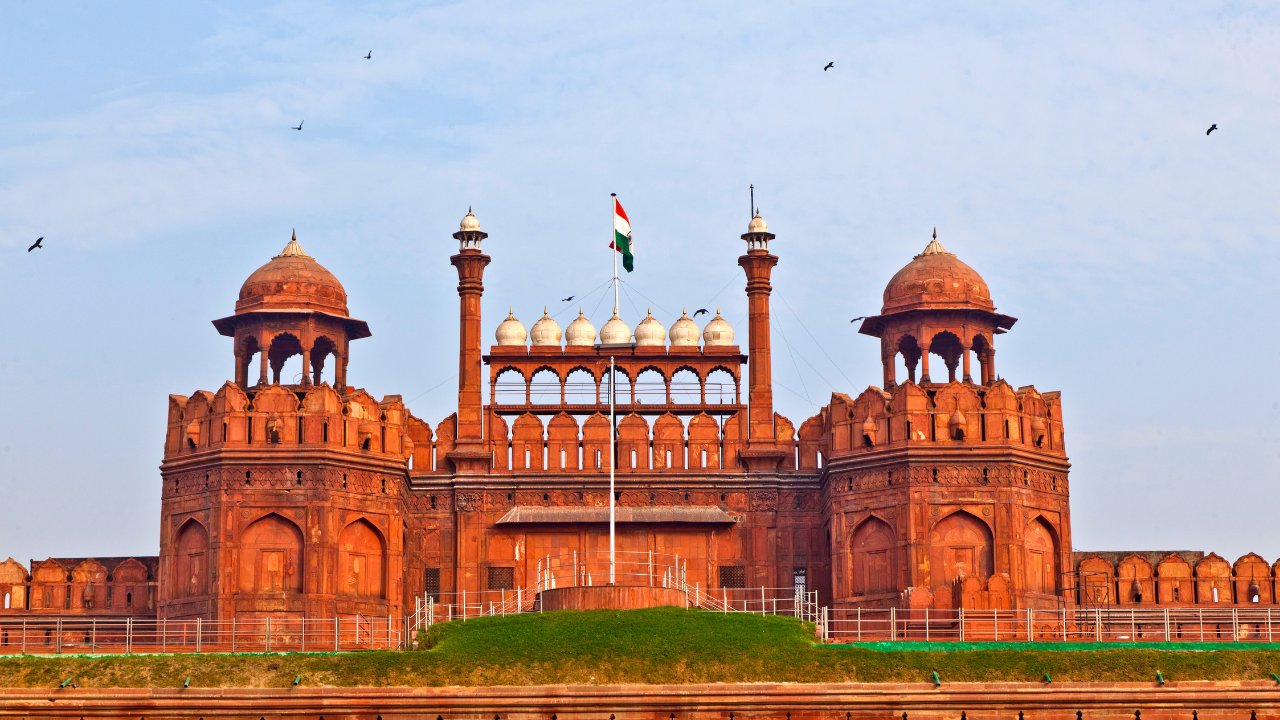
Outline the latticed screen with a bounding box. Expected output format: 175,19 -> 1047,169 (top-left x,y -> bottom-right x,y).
424,567 -> 441,601
793,567 -> 808,597
720,565 -> 746,589
488,566 -> 515,590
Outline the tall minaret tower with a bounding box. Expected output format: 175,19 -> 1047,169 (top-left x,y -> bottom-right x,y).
737,211 -> 787,472
448,208 -> 493,474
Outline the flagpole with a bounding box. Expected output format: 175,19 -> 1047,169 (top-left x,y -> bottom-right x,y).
608,192 -> 617,586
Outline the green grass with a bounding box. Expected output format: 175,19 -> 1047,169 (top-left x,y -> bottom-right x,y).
1,607 -> 1280,688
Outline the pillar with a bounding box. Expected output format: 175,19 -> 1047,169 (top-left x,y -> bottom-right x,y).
737,213 -> 788,472
447,211 -> 493,474
883,354 -> 897,389
301,349 -> 312,386
920,349 -> 931,384
962,345 -> 972,383
986,349 -> 996,385
259,344 -> 270,386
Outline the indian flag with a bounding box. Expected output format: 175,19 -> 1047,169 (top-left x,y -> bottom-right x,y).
610,196 -> 634,272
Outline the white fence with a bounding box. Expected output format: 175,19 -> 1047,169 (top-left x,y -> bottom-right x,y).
817,606 -> 1280,643
0,615 -> 404,655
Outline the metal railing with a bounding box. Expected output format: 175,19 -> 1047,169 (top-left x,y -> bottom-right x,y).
0,615 -> 405,655
493,382 -> 737,405
818,606 -> 1280,643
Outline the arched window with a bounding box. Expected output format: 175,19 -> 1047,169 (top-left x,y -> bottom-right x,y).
238,513 -> 304,593
174,519 -> 210,598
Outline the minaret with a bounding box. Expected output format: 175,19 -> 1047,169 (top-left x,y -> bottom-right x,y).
737,211 -> 787,472
448,208 -> 492,474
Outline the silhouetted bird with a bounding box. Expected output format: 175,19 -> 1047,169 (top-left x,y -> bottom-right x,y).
27,237 -> 43,252
1206,124 -> 1218,135
561,296 -> 574,302
291,120 -> 304,131
850,316 -> 867,323
824,62 -> 834,71
364,51 -> 372,59
693,308 -> 709,317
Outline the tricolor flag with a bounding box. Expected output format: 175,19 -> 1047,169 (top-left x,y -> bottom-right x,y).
610,196 -> 634,272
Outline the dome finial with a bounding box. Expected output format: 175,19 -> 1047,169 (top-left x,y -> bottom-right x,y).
275,229 -> 311,259
917,227 -> 951,258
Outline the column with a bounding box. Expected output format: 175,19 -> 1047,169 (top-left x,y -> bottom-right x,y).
920,350 -> 931,384
883,354 -> 897,389
258,343 -> 270,386
301,349 -> 312,386
962,345 -> 972,383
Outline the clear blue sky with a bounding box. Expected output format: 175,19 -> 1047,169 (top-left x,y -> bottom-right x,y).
2,1 -> 1278,565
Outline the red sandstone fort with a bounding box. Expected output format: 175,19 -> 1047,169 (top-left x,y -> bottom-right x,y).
0,210 -> 1269,622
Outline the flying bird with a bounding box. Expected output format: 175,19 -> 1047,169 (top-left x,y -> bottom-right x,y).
27,237 -> 43,252
850,316 -> 868,323
823,62 -> 834,71
364,51 -> 372,59
561,296 -> 574,302
291,120 -> 304,131
693,308 -> 709,317
1206,124 -> 1218,136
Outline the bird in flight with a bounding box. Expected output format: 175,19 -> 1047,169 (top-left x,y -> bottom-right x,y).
27,237 -> 43,252
561,296 -> 574,302
291,120 -> 304,131
824,62 -> 834,71
364,51 -> 372,60
1206,124 -> 1218,136
693,308 -> 709,317
850,316 -> 868,323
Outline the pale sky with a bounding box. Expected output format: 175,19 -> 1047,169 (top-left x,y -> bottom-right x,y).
1,1 -> 1278,566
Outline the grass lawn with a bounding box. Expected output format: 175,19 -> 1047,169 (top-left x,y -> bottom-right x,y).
1,607 -> 1279,688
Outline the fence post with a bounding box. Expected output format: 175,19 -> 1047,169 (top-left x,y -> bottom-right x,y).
124,617 -> 130,654
56,617 -> 62,654
1130,608 -> 1135,642
335,616 -> 340,652
1027,608 -> 1032,642
1095,608 -> 1102,642
857,607 -> 862,642
1199,608 -> 1204,643
266,617 -> 272,653
890,607 -> 896,640
92,618 -> 97,656
232,617 -> 236,652
925,608 -> 929,642
958,607 -> 963,642
160,617 -> 165,654
302,617 -> 306,653
462,590 -> 466,622
994,610 -> 998,642
1164,608 -> 1169,642
1269,608 -> 1273,643
196,617 -> 201,654
1233,608 -> 1239,642
21,618 -> 25,656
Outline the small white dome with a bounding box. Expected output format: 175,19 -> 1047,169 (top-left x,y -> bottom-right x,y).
599,309 -> 632,345
747,210 -> 768,234
634,308 -> 665,346
529,307 -> 562,346
460,207 -> 480,232
702,308 -> 734,346
565,308 -> 597,346
495,307 -> 527,346
669,308 -> 700,347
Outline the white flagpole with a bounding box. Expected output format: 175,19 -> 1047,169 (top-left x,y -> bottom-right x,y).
609,193 -> 617,586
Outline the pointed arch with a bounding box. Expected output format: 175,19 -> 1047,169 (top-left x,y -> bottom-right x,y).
850,516 -> 895,596
174,518 -> 209,598
930,510 -> 994,584
238,512 -> 303,594
1023,516 -> 1058,595
338,518 -> 386,599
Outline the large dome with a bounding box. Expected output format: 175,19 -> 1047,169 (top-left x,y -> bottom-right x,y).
236,234 -> 349,316
881,235 -> 992,315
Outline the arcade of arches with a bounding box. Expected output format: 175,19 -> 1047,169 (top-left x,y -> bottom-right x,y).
0,215 -> 1269,622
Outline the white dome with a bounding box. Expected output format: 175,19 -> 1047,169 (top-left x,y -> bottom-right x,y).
495,307 -> 527,346
599,309 -> 632,345
460,207 -> 480,232
669,308 -> 700,347
565,308 -> 597,346
529,307 -> 562,346
634,308 -> 665,346
747,210 -> 768,234
702,308 -> 734,346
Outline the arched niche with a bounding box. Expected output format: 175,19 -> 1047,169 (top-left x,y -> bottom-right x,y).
174,519 -> 209,598
1024,517 -> 1059,595
238,513 -> 303,594
338,518 -> 386,599
930,511 -> 994,585
850,517 -> 895,596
